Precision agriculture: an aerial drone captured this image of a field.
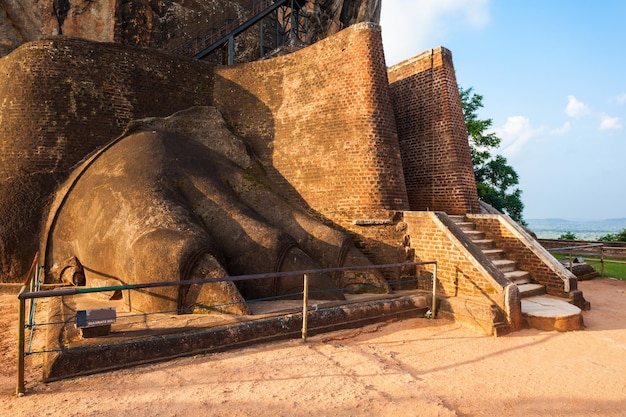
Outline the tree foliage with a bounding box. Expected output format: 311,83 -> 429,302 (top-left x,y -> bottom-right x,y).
558,231 -> 577,240
598,229 -> 626,242
459,86 -> 526,225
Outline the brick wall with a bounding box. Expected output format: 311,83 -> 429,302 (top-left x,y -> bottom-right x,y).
346,220 -> 409,282
213,22 -> 409,223
0,37 -> 213,179
404,212 -> 504,298
469,214 -> 576,298
403,211 -> 518,334
0,37 -> 214,281
388,47 -> 479,215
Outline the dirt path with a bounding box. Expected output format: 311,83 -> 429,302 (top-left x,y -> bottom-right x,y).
1,278 -> 625,416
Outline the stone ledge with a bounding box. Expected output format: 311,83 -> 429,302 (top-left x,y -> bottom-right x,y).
43,291 -> 432,382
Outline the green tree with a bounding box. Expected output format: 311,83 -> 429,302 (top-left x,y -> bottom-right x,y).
599,228 -> 626,242
598,233 -> 616,242
558,231 -> 577,240
459,86 -> 526,225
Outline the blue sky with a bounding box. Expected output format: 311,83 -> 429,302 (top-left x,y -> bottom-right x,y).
381,1 -> 626,220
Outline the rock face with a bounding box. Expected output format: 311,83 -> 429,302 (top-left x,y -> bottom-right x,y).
0,0 -> 381,59
306,0 -> 380,43
0,0 -> 243,55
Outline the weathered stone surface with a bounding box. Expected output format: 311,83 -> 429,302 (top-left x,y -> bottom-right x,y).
0,1 -> 383,59
0,37 -> 213,283
521,295 -> 584,331
45,106 -> 388,313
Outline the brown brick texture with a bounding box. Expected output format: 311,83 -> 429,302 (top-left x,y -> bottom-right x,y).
0,37 -> 213,179
403,212 -> 503,300
469,215 -> 572,298
402,211 -> 515,333
213,22 -> 409,223
0,37 -> 213,281
388,47 -> 480,215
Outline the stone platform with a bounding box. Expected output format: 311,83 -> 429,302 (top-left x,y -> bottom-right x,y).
43,291 -> 432,381
521,295 -> 584,332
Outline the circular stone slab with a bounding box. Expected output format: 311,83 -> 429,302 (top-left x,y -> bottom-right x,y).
521,295 -> 584,332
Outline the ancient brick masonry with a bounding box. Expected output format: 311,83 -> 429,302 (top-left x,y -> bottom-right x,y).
214,22 -> 410,223
0,38 -> 214,281
388,47 -> 480,215
0,37 -> 214,179
0,24 -> 481,292
402,211 -> 520,334
469,215 -> 577,298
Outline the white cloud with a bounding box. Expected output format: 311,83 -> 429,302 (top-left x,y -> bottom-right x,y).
495,116 -> 543,157
614,93 -> 626,104
599,113 -> 622,131
381,0 -> 491,65
550,121 -> 571,135
565,95 -> 590,118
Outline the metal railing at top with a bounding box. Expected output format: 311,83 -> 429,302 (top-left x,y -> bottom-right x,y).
168,0 -> 291,62
16,260 -> 437,396
546,243 -> 606,276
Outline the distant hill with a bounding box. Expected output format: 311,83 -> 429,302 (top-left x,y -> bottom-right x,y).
526,218 -> 626,240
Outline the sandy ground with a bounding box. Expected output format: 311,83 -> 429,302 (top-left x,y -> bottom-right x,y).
1,278 -> 625,417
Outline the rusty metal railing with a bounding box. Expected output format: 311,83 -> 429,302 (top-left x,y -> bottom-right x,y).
16,260 -> 437,396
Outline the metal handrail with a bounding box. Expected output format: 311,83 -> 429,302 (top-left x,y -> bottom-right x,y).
547,243 -> 605,276
168,0 -> 289,61
16,260 -> 437,395
546,243 -> 604,252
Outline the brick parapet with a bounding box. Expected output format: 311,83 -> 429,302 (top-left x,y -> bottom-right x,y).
403,211 -> 517,334
468,214 -> 575,298
388,46 -> 479,214
214,23 -> 409,223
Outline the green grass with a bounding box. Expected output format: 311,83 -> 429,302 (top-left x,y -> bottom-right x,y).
585,259 -> 626,280
552,254 -> 626,280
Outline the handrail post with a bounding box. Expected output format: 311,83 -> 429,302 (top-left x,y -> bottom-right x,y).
16,291 -> 26,396
228,36 -> 234,65
301,273 -> 308,342
431,263 -> 437,318
568,249 -> 573,272
601,246 -> 605,278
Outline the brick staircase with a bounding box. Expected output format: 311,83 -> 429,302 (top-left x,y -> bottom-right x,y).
448,215 -> 584,331
448,215 -> 544,296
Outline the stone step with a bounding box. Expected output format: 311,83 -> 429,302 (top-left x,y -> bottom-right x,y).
482,248 -> 505,260
464,230 -> 486,240
455,221 -> 476,231
492,259 -> 517,273
521,295 -> 584,331
517,283 -> 546,298
447,215 -> 466,223
472,239 -> 495,250
504,270 -> 532,284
